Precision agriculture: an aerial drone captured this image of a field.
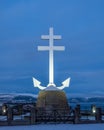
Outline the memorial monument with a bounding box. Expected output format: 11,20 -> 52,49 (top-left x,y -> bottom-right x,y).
33,27 -> 70,111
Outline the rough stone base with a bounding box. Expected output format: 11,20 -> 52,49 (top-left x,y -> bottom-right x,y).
36,90 -> 69,114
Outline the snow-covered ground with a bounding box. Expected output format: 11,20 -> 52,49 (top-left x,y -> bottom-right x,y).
0,124 -> 104,130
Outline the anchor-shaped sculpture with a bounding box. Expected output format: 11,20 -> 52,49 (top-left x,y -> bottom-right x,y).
33,27 -> 70,90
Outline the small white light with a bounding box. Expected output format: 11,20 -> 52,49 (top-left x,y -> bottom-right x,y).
2,105 -> 7,114
92,105 -> 96,114
3,108 -> 6,113
92,109 -> 96,113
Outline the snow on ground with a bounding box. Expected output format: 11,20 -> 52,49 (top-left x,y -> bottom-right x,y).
0,124 -> 104,130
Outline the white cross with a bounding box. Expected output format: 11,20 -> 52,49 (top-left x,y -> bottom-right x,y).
38,27 -> 65,87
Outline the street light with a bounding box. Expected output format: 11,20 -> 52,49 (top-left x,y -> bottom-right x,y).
91,105 -> 96,114
2,104 -> 7,115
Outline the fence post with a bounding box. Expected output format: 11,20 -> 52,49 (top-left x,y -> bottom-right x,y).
30,107 -> 36,125
95,108 -> 102,123
74,105 -> 80,124
7,107 -> 13,125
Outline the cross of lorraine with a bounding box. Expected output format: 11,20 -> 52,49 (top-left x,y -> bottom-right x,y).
32,27 -> 70,90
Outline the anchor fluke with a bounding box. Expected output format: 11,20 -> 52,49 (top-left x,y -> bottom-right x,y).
57,78 -> 71,90
32,77 -> 46,90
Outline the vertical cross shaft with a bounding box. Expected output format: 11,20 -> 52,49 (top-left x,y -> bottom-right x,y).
38,27 -> 65,87
49,28 -> 54,84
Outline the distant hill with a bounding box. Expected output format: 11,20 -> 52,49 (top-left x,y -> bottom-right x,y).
68,97 -> 104,103
0,94 -> 104,106
0,94 -> 37,105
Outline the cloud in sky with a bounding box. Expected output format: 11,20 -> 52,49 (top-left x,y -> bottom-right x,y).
0,0 -> 104,94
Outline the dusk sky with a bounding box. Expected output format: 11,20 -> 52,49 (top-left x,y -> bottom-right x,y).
0,0 -> 104,96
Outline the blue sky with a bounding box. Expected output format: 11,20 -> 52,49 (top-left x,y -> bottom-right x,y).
0,0 -> 104,95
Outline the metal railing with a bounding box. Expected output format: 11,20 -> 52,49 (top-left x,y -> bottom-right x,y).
0,103 -> 104,125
